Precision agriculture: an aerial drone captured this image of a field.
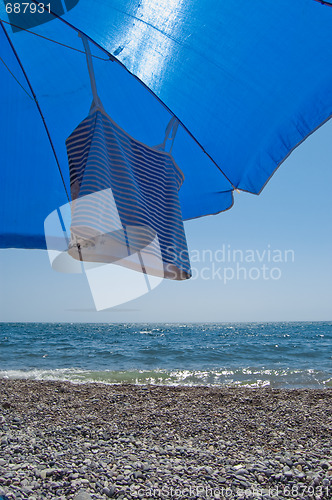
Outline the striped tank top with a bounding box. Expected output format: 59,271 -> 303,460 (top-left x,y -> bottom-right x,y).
65,108 -> 191,280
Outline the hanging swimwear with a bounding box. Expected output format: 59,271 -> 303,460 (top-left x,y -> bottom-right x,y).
65,35 -> 191,280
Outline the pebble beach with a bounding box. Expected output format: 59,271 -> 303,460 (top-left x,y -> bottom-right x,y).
0,379 -> 331,499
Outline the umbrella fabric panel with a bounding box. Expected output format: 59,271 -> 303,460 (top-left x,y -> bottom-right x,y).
61,0 -> 332,192
0,24 -> 69,249
66,107 -> 191,279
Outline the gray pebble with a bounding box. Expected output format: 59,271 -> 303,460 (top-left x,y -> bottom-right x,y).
284,471 -> 293,479
133,470 -> 143,479
234,468 -> 248,476
73,490 -> 93,500
102,486 -> 116,497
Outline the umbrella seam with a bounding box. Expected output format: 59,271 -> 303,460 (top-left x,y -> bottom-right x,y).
0,55 -> 34,100
0,19 -> 110,61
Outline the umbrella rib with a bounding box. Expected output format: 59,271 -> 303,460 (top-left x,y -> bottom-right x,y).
0,55 -> 34,101
0,19 -> 110,61
312,0 -> 332,6
28,1 -> 237,191
0,20 -> 70,203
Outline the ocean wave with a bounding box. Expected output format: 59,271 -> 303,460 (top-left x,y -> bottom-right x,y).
0,367 -> 331,389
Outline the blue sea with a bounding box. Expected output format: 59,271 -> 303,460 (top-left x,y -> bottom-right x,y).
0,322 -> 331,388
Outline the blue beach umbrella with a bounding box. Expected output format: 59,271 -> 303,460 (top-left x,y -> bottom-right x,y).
0,1 -> 331,267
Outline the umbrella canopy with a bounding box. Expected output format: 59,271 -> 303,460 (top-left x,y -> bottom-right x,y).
1,0 -> 331,250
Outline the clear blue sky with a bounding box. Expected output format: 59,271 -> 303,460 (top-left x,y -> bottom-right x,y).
1,119 -> 331,322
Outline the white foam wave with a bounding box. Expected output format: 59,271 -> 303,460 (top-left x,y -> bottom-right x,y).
0,367 -> 331,388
